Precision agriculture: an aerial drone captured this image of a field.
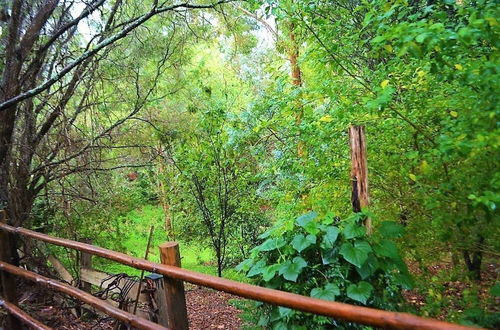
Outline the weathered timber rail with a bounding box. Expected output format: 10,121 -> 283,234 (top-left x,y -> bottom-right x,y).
0,299 -> 50,330
0,262 -> 165,330
0,222 -> 479,330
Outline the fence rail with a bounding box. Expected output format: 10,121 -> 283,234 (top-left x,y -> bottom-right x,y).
0,222 -> 479,330
0,261 -> 166,330
0,298 -> 50,330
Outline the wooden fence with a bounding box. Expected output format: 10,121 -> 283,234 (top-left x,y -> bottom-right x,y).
0,222 -> 480,330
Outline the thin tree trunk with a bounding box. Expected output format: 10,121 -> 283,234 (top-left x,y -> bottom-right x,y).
288,23 -> 305,158
349,125 -> 372,234
463,235 -> 484,280
157,152 -> 174,239
0,210 -> 21,329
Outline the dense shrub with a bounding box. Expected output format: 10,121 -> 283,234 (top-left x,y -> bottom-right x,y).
237,211 -> 412,329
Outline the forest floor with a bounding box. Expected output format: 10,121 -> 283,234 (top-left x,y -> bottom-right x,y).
403,261 -> 499,321
185,285 -> 243,329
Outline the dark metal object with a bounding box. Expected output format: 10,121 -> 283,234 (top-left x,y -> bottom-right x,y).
0,261 -> 167,330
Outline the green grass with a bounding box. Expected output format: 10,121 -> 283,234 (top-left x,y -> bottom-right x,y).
92,204 -> 249,282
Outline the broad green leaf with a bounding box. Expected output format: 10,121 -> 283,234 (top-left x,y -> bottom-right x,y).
356,255 -> 379,279
296,211 -> 318,227
321,248 -> 337,265
340,241 -> 372,267
270,306 -> 293,321
323,227 -> 340,247
347,281 -> 373,304
258,230 -> 272,239
374,240 -> 400,259
304,220 -> 320,235
343,223 -> 366,239
257,315 -> 269,327
311,283 -> 340,301
279,257 -> 307,282
415,33 -> 428,43
247,259 -> 266,277
278,306 -> 293,318
262,264 -> 281,281
291,234 -> 316,252
272,322 -> 287,330
235,258 -> 253,272
259,237 -> 286,251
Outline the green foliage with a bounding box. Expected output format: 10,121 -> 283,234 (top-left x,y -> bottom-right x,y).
29,0 -> 498,326
237,212 -> 412,329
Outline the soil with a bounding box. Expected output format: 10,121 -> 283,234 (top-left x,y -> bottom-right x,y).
185,285 -> 243,330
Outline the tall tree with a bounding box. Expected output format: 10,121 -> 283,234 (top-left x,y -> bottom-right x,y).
0,0 -> 229,226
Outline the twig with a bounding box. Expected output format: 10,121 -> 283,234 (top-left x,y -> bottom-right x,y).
132,226 -> 155,315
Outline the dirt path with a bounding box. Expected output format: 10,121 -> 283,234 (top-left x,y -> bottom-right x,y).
186,286 -> 243,329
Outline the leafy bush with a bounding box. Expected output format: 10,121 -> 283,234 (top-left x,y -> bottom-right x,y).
236,212 -> 412,329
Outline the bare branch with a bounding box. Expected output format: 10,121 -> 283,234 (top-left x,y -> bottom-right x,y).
0,0 -> 232,111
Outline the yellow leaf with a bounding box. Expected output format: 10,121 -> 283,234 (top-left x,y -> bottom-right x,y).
409,173 -> 417,181
417,70 -> 426,78
420,160 -> 430,174
450,111 -> 458,118
384,44 -> 393,52
380,80 -> 390,88
319,115 -> 333,122
454,64 -> 463,71
485,17 -> 497,27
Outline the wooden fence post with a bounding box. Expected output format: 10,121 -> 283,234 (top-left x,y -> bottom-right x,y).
80,238 -> 92,293
159,242 -> 188,330
0,210 -> 21,330
349,125 -> 372,235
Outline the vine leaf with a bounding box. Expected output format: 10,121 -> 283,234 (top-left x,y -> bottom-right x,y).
340,241 -> 372,267
347,281 -> 373,304
323,227 -> 340,247
279,257 -> 307,282
311,283 -> 340,301
259,237 -> 286,251
296,211 -> 318,227
343,223 -> 366,239
291,234 -> 316,252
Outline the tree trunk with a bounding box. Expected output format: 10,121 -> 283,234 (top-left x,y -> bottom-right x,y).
0,211 -> 21,329
463,235 -> 484,280
288,23 -> 305,158
157,156 -> 174,239
349,125 -> 372,234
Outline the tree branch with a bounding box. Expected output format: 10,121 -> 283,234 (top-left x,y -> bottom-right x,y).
0,0 -> 232,111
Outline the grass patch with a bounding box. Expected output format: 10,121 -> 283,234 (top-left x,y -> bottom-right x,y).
92,204 -> 249,282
